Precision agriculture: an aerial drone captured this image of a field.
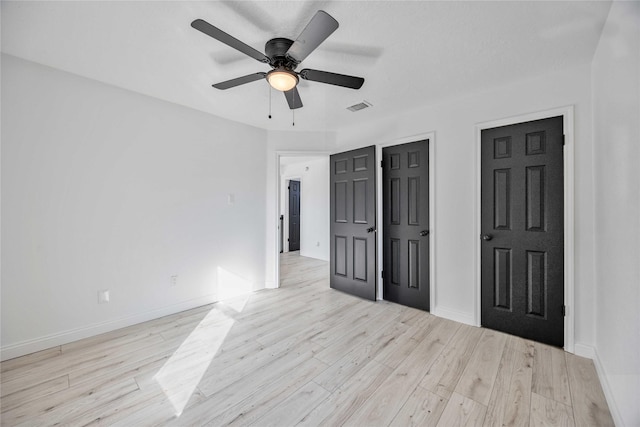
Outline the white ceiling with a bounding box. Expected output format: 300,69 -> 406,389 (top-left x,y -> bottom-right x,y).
1,1 -> 611,132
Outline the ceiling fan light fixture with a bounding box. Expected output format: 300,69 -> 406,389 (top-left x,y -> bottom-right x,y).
267,68 -> 299,92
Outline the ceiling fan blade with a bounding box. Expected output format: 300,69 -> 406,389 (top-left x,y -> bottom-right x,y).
213,73 -> 266,90
191,19 -> 269,64
299,69 -> 364,89
286,10 -> 339,63
284,87 -> 303,110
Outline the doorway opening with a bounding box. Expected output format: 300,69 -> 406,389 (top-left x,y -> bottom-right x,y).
277,154 -> 331,286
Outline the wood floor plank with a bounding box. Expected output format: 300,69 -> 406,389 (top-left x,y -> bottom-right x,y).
312,319 -> 409,392
309,301 -> 388,347
254,318 -> 327,349
313,309 -> 404,365
247,381 -> 330,427
61,321 -> 174,355
0,346 -> 61,374
436,391 -> 487,427
211,359 -> 328,427
530,392 -> 575,427
565,352 -> 615,427
0,374 -> 69,413
454,328 -> 507,406
532,341 -> 572,406
395,305 -> 430,326
373,312 -> 436,370
389,385 -> 448,427
502,348 -> 533,426
420,324 -> 483,399
505,333 -> 535,357
483,343 -> 517,426
300,360 -> 393,427
14,378 -> 140,427
94,379 -> 207,426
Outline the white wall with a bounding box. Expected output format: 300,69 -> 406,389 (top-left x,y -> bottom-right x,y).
336,63 -> 596,345
280,158 -> 330,261
591,1 -> 640,425
1,55 -> 268,359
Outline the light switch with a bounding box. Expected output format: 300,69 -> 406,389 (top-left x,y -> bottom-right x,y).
98,289 -> 110,304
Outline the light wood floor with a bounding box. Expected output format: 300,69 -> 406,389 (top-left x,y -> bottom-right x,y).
1,252 -> 613,426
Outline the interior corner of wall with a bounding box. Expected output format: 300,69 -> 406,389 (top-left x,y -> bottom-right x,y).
431,305 -> 476,327
573,342 -> 596,359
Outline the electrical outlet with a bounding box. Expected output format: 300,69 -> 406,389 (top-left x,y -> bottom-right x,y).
98,289 -> 110,304
170,275 -> 178,287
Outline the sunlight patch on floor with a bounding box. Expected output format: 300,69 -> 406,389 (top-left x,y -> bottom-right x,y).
217,266 -> 254,301
153,266 -> 255,416
153,309 -> 234,415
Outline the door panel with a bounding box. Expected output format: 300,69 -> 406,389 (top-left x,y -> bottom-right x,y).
481,116 -> 564,347
330,146 -> 376,300
383,140 -> 430,311
288,180 -> 300,251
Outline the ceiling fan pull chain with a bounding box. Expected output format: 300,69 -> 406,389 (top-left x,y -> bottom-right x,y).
268,86 -> 272,119
292,107 -> 295,127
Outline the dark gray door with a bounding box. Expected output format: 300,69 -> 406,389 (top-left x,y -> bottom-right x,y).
383,140 -> 430,311
330,146 -> 376,300
481,116 -> 564,347
288,180 -> 300,251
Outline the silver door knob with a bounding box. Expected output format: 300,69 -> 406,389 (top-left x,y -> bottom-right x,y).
420,230 -> 429,236
482,234 -> 493,241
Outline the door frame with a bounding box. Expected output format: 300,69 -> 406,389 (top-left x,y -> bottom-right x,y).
474,106 -> 575,353
376,132 -> 436,307
273,151 -> 331,289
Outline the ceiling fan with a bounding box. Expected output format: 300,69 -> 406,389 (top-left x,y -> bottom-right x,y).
191,10 -> 365,110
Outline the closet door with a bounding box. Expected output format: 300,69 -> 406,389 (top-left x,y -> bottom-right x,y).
330,146 -> 376,300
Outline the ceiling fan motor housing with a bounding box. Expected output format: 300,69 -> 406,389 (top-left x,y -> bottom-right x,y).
265,38 -> 297,68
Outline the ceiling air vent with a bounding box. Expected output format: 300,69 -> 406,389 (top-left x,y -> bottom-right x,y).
347,100 -> 372,112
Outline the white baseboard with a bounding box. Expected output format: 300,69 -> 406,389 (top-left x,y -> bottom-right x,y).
592,347 -> 625,427
431,305 -> 476,327
572,343 -> 624,427
573,342 -> 596,359
0,293 -> 222,361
